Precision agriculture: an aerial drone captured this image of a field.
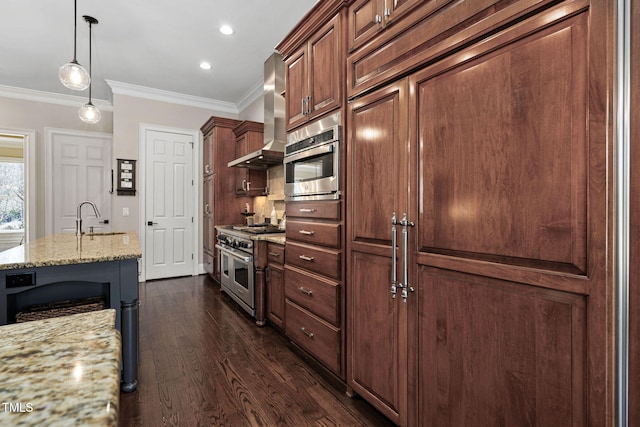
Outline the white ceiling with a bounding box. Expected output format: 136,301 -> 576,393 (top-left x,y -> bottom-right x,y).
0,0 -> 318,108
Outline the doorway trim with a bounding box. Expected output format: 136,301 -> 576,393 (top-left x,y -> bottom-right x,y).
138,123 -> 201,282
0,127 -> 35,243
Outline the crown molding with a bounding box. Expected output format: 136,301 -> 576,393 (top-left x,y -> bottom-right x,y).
236,78 -> 264,113
0,84 -> 113,111
105,80 -> 239,114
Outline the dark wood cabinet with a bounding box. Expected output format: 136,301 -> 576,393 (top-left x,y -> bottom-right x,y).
203,174 -> 214,276
282,11 -> 344,130
284,200 -> 344,378
200,116 -> 249,280
232,121 -> 266,196
347,79 -> 409,425
347,0 -> 426,51
266,242 -> 285,329
347,2 -> 613,425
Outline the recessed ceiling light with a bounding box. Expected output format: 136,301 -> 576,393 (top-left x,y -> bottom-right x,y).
219,25 -> 234,36
200,62 -> 212,70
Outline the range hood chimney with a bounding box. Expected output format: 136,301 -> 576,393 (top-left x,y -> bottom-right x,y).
228,53 -> 286,169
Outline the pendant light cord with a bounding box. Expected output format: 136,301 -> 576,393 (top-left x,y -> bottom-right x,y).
73,0 -> 77,61
88,19 -> 92,102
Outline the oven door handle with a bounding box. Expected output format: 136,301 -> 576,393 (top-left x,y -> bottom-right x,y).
215,244 -> 253,263
283,141 -> 337,164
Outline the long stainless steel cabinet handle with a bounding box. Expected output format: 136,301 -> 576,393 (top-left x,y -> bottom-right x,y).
391,212 -> 398,299
400,213 -> 415,303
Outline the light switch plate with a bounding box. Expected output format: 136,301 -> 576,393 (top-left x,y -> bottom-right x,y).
123,207 -> 129,216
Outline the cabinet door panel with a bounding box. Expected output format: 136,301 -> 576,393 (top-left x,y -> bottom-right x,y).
348,0 -> 381,51
308,13 -> 342,119
409,8 -> 605,426
347,79 -> 409,424
416,268 -> 585,426
266,263 -> 285,329
286,48 -> 308,129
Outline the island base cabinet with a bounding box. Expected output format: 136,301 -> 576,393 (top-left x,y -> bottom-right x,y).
0,258 -> 140,392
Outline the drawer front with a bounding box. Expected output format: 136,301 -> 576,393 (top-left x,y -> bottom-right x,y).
267,243 -> 285,265
285,241 -> 341,280
286,201 -> 340,220
285,300 -> 340,373
285,265 -> 339,325
286,220 -> 341,248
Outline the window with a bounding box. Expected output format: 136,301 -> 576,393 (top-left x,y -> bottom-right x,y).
0,159 -> 24,231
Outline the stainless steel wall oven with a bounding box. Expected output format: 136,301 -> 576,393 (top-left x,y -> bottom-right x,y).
284,112 -> 341,201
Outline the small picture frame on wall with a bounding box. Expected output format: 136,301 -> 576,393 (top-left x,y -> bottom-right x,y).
117,159 -> 136,196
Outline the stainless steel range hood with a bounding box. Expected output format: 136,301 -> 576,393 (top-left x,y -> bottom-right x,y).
228,53 -> 286,169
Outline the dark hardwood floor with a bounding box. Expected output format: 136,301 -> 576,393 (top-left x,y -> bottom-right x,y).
119,275 -> 394,426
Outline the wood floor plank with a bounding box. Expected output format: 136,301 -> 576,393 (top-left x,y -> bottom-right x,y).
119,275 -> 393,427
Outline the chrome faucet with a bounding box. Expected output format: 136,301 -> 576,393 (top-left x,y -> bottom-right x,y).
76,201 -> 101,236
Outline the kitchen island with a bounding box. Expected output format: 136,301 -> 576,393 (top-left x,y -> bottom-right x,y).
0,232 -> 141,392
0,309 -> 120,426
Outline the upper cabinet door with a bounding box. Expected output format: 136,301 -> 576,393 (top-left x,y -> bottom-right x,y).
284,11 -> 344,131
348,0 -> 427,52
285,48 -> 308,130
348,0 -> 380,51
308,14 -> 343,121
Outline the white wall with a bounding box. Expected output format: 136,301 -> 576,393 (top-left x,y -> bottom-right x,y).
0,95 -> 113,238
0,88 -> 265,245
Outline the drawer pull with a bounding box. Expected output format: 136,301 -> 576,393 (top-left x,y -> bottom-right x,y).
300,327 -> 314,338
268,252 -> 280,257
299,230 -> 315,236
299,208 -> 316,213
299,255 -> 315,262
297,287 -> 313,296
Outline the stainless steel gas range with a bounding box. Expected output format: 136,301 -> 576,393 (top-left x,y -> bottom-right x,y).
215,225 -> 284,316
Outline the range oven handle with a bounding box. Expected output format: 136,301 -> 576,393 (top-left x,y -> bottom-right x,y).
215,244 -> 253,263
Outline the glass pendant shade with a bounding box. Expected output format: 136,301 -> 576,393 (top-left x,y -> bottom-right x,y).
59,60 -> 90,90
59,0 -> 89,91
78,102 -> 101,123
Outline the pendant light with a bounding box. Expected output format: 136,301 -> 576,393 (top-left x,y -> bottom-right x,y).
78,15 -> 101,124
58,0 -> 90,90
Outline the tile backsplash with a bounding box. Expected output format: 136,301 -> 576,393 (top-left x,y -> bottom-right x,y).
252,164 -> 285,224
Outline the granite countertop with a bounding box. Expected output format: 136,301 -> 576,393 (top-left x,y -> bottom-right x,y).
0,309 -> 120,426
0,232 -> 141,271
251,234 -> 286,245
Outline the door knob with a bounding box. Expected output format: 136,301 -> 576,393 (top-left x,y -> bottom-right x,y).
147,221 -> 157,226
99,219 -> 109,224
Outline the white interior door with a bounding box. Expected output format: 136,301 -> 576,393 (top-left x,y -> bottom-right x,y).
144,129 -> 194,280
45,128 -> 112,235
